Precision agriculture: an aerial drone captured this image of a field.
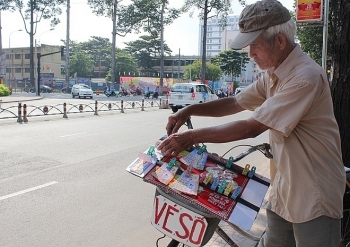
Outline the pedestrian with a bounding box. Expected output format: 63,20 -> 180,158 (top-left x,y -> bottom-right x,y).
158,0 -> 345,246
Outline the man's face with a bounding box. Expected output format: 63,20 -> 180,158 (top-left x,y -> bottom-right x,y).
249,35 -> 283,70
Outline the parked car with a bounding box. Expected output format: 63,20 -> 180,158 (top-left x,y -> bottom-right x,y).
29,85 -> 53,93
61,85 -> 73,94
71,84 -> 93,99
168,82 -> 218,113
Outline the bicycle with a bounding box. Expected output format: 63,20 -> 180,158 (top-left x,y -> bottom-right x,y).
149,118 -> 350,247
146,118 -> 272,247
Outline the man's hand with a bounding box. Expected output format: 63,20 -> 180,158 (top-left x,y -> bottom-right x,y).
158,129 -> 194,156
165,109 -> 190,136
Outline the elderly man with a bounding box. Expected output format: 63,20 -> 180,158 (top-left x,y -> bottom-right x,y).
158,0 -> 345,246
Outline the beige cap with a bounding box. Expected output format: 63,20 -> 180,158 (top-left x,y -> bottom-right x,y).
229,0 -> 291,50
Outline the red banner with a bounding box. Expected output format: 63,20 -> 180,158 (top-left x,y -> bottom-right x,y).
296,0 -> 322,22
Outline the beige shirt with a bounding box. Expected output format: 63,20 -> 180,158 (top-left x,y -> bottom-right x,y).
236,45 -> 345,223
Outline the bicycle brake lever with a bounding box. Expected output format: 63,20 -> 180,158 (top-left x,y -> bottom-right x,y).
258,143 -> 273,159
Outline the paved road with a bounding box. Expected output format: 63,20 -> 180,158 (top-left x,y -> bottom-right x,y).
0,96 -> 270,247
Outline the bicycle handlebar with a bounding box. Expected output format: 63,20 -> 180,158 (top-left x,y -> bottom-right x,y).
185,117 -> 273,161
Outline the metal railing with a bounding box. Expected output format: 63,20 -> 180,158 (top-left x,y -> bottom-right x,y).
0,98 -> 169,123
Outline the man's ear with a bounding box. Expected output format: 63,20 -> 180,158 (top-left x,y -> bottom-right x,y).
275,33 -> 287,50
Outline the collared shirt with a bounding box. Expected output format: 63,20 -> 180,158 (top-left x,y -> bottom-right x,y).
236,45 -> 345,223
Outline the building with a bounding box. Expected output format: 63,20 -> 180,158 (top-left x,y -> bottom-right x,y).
198,15 -> 263,84
152,55 -> 213,80
2,44 -> 63,88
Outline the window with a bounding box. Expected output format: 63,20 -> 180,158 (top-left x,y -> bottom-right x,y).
6,54 -> 10,59
25,54 -> 30,59
25,68 -> 30,73
164,60 -> 172,66
15,54 -> 21,59
15,68 -> 21,73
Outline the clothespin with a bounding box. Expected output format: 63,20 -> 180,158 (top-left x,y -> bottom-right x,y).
217,180 -> 227,194
166,157 -> 177,170
147,146 -> 155,156
210,177 -> 220,191
248,166 -> 256,178
203,173 -> 213,185
197,145 -> 207,155
226,156 -> 234,169
223,182 -> 234,196
242,164 -> 250,175
231,186 -> 242,200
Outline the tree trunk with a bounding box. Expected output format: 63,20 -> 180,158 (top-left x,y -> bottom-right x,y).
201,0 -> 209,84
159,0 -> 166,96
329,0 -> 350,167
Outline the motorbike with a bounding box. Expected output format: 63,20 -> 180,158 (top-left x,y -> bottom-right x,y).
152,91 -> 159,99
104,90 -> 117,97
144,91 -> 151,98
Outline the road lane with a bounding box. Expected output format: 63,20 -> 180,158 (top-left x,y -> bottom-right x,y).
0,102 -> 268,247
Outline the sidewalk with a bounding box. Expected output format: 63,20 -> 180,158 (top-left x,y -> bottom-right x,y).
0,95 -> 42,104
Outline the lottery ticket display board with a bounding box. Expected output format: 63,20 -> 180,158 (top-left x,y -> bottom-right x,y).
126,146 -> 270,230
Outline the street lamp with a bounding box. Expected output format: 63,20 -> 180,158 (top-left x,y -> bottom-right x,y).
35,28 -> 54,91
8,29 -> 23,86
38,28 -> 54,45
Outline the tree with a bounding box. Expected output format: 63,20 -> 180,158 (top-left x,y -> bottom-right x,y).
87,0 -> 181,91
181,0 -> 233,84
296,23 -> 323,65
329,0 -> 350,167
69,50 -> 94,78
124,34 -> 172,73
79,36 -> 112,78
105,50 -> 139,84
212,50 -> 249,82
117,0 -> 181,95
183,60 -> 221,82
0,0 -> 65,95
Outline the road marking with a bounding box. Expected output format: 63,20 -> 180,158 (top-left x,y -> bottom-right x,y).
0,181 -> 58,201
59,132 -> 87,138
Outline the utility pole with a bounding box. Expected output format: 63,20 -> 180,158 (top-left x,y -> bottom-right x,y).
65,0 -> 70,87
111,0 -> 117,90
0,11 -> 5,84
30,0 -> 36,95
178,49 -> 180,79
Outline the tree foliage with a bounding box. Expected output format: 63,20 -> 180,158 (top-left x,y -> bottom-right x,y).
183,60 -> 222,82
0,0 -> 65,29
212,50 -> 249,81
105,51 -> 139,83
69,50 -> 95,78
124,34 -> 172,72
79,36 -> 113,78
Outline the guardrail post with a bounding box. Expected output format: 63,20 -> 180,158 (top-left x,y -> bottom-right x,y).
23,104 -> 28,122
166,94 -> 169,109
0,99 -> 2,110
63,102 -> 68,118
141,98 -> 145,111
94,100 -> 98,115
17,102 -> 22,123
120,99 -> 124,113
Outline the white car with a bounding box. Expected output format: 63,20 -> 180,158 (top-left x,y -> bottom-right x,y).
168,82 -> 218,113
71,84 -> 93,99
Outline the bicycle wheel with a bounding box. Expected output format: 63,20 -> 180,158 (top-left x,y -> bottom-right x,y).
340,209 -> 350,247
